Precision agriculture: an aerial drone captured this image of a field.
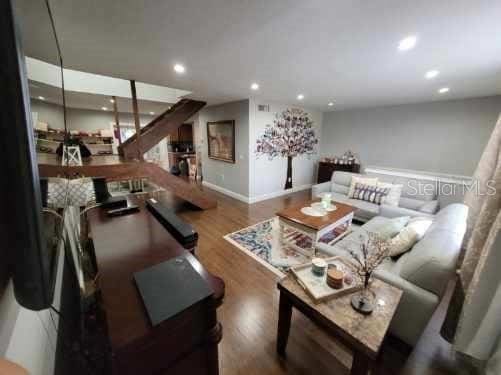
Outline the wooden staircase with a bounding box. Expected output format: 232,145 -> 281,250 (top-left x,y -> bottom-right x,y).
118,98 -> 206,159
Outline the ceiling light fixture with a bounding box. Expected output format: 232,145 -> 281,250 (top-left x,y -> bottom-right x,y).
101,106 -> 108,111
328,102 -> 334,107
149,111 -> 155,115
398,35 -> 417,51
438,87 -> 450,94
38,96 -> 45,100
425,70 -> 439,79
174,64 -> 185,74
250,83 -> 259,90
110,98 -> 115,103
297,94 -> 304,100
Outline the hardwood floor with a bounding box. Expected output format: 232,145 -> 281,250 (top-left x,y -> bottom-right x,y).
161,187 -> 465,375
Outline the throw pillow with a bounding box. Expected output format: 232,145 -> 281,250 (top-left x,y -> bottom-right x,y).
377,182 -> 403,207
373,216 -> 411,239
406,217 -> 433,240
348,176 -> 378,198
352,183 -> 390,205
389,226 -> 419,257
419,200 -> 439,214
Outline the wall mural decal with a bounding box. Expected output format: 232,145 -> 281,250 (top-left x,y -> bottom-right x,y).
256,108 -> 318,189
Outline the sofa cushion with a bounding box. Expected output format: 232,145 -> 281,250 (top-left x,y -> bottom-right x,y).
399,197 -> 426,211
419,200 -> 439,214
377,182 -> 403,207
331,171 -> 356,187
331,182 -> 349,195
352,183 -> 390,205
372,216 -> 410,239
399,203 -> 468,296
346,198 -> 380,220
389,227 -> 419,257
348,176 -> 378,198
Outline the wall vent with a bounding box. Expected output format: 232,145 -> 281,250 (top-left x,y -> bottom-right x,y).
257,104 -> 270,112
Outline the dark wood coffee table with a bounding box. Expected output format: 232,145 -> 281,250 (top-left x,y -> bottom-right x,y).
277,276 -> 402,375
276,200 -> 356,257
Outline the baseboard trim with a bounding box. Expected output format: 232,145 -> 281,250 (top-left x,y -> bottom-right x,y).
248,184 -> 312,204
201,181 -> 250,203
201,181 -> 313,204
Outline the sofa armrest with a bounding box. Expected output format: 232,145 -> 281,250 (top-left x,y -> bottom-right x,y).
311,181 -> 331,199
374,269 -> 439,346
380,204 -> 434,219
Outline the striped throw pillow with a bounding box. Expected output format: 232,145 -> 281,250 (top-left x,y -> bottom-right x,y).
352,183 -> 390,205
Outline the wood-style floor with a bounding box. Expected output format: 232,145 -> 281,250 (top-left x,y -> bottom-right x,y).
159,187 -> 465,374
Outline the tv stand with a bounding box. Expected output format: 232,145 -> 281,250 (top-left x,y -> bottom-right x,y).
85,196 -> 224,375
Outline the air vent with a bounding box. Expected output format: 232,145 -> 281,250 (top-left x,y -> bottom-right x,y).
257,104 -> 270,112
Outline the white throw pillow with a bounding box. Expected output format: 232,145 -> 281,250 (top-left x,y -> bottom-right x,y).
377,182 -> 403,207
406,217 -> 433,240
348,176 -> 378,198
389,226 -> 419,257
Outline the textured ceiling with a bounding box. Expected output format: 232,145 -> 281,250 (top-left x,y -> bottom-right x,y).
15,0 -> 501,110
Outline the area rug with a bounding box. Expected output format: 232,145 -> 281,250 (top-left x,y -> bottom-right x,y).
224,217 -> 319,277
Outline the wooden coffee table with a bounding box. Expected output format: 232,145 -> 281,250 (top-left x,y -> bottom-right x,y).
276,200 -> 356,257
277,276 -> 402,375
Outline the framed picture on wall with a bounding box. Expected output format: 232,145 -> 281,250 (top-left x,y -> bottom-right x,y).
207,120 -> 235,163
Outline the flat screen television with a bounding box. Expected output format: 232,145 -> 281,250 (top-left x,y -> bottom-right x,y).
0,0 -> 64,310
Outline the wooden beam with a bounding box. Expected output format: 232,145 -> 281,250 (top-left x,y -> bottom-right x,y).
130,80 -> 143,161
38,162 -> 218,210
112,96 -> 122,145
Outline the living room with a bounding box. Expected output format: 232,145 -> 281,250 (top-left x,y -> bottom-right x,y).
1,1 -> 500,375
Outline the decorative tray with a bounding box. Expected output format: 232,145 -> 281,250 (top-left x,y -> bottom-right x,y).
290,256 -> 362,303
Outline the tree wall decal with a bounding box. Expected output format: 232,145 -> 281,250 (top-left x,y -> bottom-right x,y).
256,108 -> 318,189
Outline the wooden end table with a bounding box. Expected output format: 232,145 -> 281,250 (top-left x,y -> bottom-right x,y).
276,200 -> 356,257
277,276 -> 402,375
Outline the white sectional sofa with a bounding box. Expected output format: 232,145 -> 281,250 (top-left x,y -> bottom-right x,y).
316,203 -> 468,346
311,171 -> 440,222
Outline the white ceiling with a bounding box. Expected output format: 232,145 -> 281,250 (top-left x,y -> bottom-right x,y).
29,81 -> 171,115
15,0 -> 501,110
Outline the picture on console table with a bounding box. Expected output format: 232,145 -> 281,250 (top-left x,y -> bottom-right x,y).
207,120 -> 235,163
256,108 -> 318,189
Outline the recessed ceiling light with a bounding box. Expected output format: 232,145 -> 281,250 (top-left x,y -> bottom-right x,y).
297,94 -> 304,100
149,111 -> 155,115
38,96 -> 45,100
398,35 -> 417,51
328,102 -> 334,107
174,64 -> 185,74
250,83 -> 259,90
425,70 -> 439,79
438,87 -> 450,94
110,98 -> 115,103
101,106 -> 108,111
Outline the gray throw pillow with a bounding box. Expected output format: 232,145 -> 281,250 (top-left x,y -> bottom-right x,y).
372,216 -> 411,239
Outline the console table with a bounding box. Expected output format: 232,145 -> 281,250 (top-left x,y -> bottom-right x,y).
317,161 -> 360,183
86,196 -> 224,375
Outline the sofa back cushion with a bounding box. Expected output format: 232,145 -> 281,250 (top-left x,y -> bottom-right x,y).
330,171 -> 356,195
399,203 -> 468,296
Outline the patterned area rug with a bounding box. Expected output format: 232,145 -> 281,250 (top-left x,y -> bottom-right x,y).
224,217 -> 318,276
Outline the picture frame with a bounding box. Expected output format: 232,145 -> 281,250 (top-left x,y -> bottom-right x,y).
207,120 -> 235,163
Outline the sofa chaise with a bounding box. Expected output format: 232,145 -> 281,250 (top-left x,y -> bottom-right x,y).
316,203 -> 468,346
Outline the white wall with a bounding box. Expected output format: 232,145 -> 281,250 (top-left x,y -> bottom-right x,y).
321,96 -> 501,176
249,99 -> 323,202
199,100 -> 250,198
0,248 -> 64,375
